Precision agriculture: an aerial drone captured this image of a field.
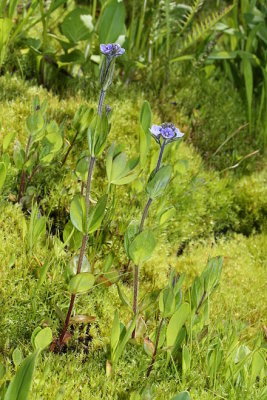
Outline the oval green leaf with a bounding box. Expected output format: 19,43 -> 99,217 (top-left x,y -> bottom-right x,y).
34,327 -> 53,351
146,165 -> 172,199
69,272 -> 95,294
70,195 -> 86,233
129,230 -> 156,265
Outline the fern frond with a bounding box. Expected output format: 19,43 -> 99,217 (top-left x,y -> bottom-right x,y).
178,0 -> 205,36
179,4 -> 234,54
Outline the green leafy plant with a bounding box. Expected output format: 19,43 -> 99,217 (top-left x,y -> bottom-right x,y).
3,327 -> 52,400
144,257 -> 223,377
124,120 -> 184,338
108,309 -> 137,370
11,96 -> 63,203
207,0 -> 267,144
55,42 -> 126,350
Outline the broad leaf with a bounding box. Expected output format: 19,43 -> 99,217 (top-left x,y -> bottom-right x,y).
166,303 -> 190,350
70,195 -> 86,234
26,111 -> 44,136
146,165 -> 172,199
129,230 -> 156,265
60,8 -> 93,43
98,0 -> 126,43
171,392 -> 190,400
69,272 -> 95,294
34,327 -> 53,351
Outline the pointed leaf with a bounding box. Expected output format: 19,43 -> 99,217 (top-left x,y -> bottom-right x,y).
166,303 -> 190,350
70,195 -> 86,233
4,351 -> 39,400
111,309 -> 120,355
87,194 -> 107,234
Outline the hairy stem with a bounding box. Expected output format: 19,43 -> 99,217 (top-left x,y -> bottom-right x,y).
155,140 -> 166,172
58,156 -> 95,349
147,318 -> 164,377
98,90 -> 106,115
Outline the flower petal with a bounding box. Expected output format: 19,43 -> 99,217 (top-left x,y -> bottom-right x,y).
150,125 -> 161,137
100,44 -> 107,53
174,128 -> 184,138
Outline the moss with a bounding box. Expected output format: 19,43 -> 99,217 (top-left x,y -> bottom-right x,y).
160,69 -> 261,173
0,74 -> 266,399
234,168 -> 267,235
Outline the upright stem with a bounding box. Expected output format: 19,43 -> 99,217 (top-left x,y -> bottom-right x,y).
57,80 -> 109,348
139,198 -> 152,233
98,90 -> 106,115
156,140 -> 166,172
132,141 -> 166,337
133,265 -> 139,315
58,156 -> 95,348
147,318 -> 164,377
18,135 -> 32,203
62,85 -> 105,166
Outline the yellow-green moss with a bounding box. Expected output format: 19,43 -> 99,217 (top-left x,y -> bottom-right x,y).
0,74 -> 266,400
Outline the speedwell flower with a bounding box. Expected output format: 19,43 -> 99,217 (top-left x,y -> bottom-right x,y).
100,43 -> 125,58
150,122 -> 184,145
99,43 -> 125,92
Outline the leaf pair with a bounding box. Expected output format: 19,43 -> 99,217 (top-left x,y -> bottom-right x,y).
70,194 -> 107,235
110,310 -> 137,365
106,142 -> 139,186
87,114 -> 109,157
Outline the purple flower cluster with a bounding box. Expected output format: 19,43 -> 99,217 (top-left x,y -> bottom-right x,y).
150,122 -> 184,144
100,43 -> 125,58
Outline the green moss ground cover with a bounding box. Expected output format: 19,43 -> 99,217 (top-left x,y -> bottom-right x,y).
0,75 -> 266,399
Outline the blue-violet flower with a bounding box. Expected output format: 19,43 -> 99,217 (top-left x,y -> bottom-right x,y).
100,43 -> 125,58
150,122 -> 184,144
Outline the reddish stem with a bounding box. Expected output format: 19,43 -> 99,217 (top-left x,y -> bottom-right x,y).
147,318 -> 164,377
57,157 -> 95,350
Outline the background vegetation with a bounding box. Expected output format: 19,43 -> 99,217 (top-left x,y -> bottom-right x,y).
0,0 -> 266,399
